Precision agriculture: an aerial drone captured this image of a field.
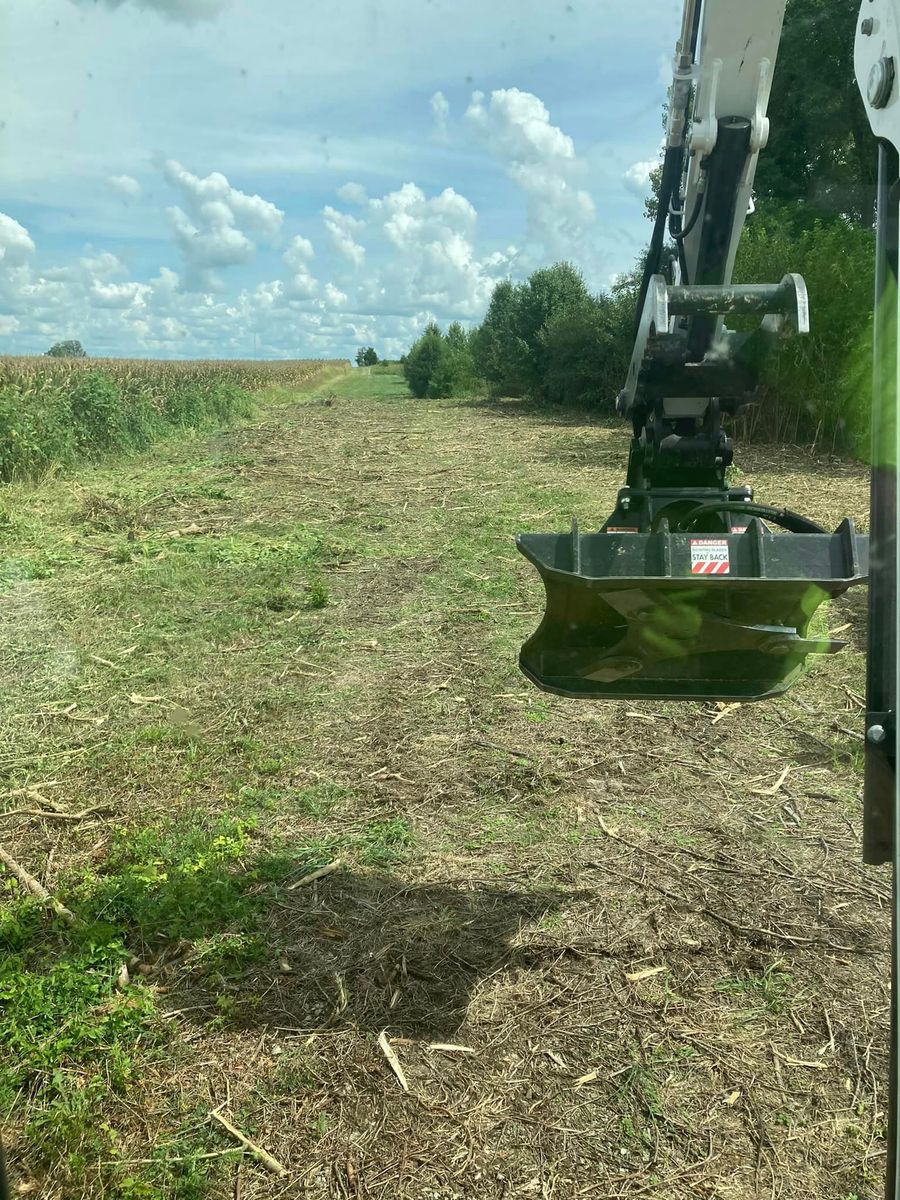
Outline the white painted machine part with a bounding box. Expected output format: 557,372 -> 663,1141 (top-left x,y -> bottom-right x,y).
621,0 -> 789,421
681,0 -> 788,294
856,0 -> 900,151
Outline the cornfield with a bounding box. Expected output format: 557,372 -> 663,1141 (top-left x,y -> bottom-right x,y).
0,357 -> 348,481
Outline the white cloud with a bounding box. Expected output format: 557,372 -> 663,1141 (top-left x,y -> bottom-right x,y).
82,251 -> 128,279
358,181 -> 499,318
322,206 -> 366,268
285,269 -> 319,300
162,159 -> 284,291
283,234 -> 315,268
323,282 -> 347,307
0,214 -> 36,267
108,174 -> 142,201
337,182 -> 368,206
70,0 -> 230,22
430,90 -> 450,141
464,87 -> 597,269
282,236 -> 318,298
89,280 -> 148,308
43,250 -> 126,284
624,152 -> 661,198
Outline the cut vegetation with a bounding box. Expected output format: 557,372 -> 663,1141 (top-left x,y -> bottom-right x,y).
0,367 -> 884,1199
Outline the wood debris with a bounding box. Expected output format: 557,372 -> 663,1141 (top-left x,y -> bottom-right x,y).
210,1109 -> 287,1176
286,858 -> 343,890
625,965 -> 668,983
378,1031 -> 409,1091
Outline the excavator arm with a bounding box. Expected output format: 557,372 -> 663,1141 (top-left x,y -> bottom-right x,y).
518,0 -> 869,702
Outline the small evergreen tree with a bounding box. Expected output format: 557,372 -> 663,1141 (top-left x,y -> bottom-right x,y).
403,323 -> 444,398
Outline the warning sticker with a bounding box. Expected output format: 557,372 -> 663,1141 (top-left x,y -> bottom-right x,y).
690,538 -> 730,576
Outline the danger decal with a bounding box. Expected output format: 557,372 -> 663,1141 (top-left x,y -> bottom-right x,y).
690,538 -> 730,576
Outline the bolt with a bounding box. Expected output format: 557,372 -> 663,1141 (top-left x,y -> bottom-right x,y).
867,723 -> 887,744
862,16 -> 875,34
868,56 -> 896,108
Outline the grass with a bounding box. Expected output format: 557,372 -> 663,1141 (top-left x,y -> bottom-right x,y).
0,368 -> 884,1199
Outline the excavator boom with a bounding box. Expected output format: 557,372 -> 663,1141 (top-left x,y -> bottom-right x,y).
517,0 -> 869,703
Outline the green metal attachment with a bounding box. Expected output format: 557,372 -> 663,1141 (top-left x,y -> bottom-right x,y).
517,518 -> 867,701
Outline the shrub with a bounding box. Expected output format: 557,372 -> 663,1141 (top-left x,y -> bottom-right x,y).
733,207 -> 875,452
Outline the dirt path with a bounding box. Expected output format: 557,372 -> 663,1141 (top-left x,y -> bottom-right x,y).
0,371 -> 884,1199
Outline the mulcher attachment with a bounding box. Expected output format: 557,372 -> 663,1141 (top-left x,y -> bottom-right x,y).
517,516 -> 867,702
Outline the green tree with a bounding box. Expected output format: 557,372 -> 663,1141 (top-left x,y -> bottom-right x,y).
46,340 -> 87,358
540,292 -> 634,409
470,263 -> 594,400
403,323 -> 444,398
471,280 -> 527,397
755,0 -> 875,223
426,322 -> 476,398
363,346 -> 378,366
514,263 -> 594,400
733,205 -> 874,449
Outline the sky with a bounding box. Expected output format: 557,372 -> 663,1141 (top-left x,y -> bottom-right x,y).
0,0 -> 682,361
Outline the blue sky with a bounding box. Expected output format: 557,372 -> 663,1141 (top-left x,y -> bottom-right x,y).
0,0 -> 680,359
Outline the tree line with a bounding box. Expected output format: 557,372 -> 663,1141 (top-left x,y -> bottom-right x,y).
402,0 -> 876,454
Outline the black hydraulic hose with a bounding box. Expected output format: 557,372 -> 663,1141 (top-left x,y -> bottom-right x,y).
671,185 -> 705,243
671,500 -> 827,535
632,142 -> 684,339
633,1 -> 701,331
688,0 -> 702,58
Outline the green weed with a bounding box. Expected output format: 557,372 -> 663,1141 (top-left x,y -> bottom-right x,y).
716,961 -> 797,1014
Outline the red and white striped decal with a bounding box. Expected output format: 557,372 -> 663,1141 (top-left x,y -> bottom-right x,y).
690,538 -> 730,576
691,559 -> 730,575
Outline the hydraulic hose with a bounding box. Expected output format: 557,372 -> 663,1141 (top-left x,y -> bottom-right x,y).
671,500 -> 827,535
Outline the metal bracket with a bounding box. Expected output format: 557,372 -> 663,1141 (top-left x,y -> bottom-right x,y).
692,57 -> 723,155
749,58 -> 773,153
618,273 -> 810,418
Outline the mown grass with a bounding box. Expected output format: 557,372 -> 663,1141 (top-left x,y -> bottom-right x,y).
0,367 -> 882,1198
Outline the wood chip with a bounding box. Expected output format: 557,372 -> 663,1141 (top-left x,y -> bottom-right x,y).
724,1089 -> 741,1106
286,858 -> 343,891
164,523 -> 206,538
574,1069 -> 600,1088
427,1042 -> 476,1055
772,1048 -> 829,1070
89,654 -> 121,669
209,1109 -> 287,1176
129,693 -> 165,705
378,1030 -> 409,1091
750,765 -> 792,796
711,702 -> 742,725
625,965 -> 667,983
